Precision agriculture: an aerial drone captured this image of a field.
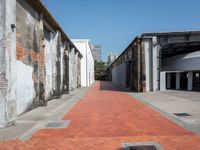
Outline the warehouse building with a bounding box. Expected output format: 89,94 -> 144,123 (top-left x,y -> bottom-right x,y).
0,0 -> 82,128
108,31 -> 200,92
72,39 -> 95,87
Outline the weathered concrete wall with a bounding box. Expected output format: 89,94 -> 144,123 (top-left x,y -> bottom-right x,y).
0,0 -> 16,128
44,28 -> 53,100
44,28 -> 69,100
0,0 -> 81,128
69,47 -> 75,91
68,46 -> 82,90
60,41 -> 67,94
77,55 -> 81,88
143,39 -> 152,92
74,51 -> 78,89
112,62 -> 126,87
62,44 -> 69,94
131,44 -> 139,91
51,31 -> 61,98
110,40 -> 142,92
16,0 -> 46,115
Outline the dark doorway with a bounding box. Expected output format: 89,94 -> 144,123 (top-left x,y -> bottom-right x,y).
126,61 -> 132,88
170,73 -> 176,89
180,72 -> 188,90
193,72 -> 200,91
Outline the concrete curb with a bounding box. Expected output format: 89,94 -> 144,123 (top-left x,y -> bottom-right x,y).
128,93 -> 200,136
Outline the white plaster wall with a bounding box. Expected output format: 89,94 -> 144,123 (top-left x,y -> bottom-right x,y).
45,31 -> 64,99
16,61 -> 35,115
44,31 -> 53,100
51,32 -> 59,92
160,72 -> 166,91
86,41 -> 95,86
71,39 -> 95,87
143,41 -> 152,92
0,0 -> 7,128
162,51 -> 200,71
0,92 -> 5,128
69,48 -> 76,90
152,37 -> 159,91
143,39 -> 155,92
74,52 -> 78,88
60,41 -> 66,92
0,0 -> 16,127
71,40 -> 87,86
90,54 -> 95,84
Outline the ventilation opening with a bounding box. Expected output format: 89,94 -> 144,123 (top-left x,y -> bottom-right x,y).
122,142 -> 164,150
129,145 -> 158,150
45,120 -> 70,129
174,113 -> 191,117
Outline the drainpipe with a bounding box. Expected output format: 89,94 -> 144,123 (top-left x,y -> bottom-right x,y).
86,42 -> 88,86
157,45 -> 161,91
137,38 -> 143,92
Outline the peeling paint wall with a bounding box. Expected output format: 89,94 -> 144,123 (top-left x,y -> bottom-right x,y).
44,27 -> 69,99
0,0 -> 16,128
77,54 -> 81,88
68,46 -> 82,91
51,31 -> 61,98
44,28 -> 53,100
112,63 -> 126,88
0,0 -> 81,128
44,28 -> 70,100
62,44 -> 69,94
60,41 -> 66,93
16,0 -> 46,115
69,48 -> 76,91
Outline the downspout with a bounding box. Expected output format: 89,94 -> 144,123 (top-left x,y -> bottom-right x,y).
137,38 -> 142,92
157,45 -> 161,91
86,42 -> 88,86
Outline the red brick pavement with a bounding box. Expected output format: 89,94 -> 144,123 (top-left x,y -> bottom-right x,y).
0,81 -> 200,150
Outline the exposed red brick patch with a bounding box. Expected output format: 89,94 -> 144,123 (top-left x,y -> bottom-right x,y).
16,44 -> 28,61
16,43 -> 45,65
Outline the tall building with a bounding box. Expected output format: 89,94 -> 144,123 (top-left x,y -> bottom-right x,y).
91,45 -> 101,62
107,53 -> 117,65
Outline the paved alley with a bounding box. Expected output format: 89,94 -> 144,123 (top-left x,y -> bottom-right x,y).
0,81 -> 200,150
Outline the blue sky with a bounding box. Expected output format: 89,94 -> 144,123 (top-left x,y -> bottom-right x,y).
43,0 -> 200,61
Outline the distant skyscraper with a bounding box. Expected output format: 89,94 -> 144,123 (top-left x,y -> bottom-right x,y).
107,53 -> 117,65
91,45 -> 101,62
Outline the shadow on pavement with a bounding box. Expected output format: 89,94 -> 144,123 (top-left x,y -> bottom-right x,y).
99,81 -> 131,92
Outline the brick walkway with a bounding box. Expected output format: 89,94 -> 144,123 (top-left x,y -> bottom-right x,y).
0,81 -> 200,150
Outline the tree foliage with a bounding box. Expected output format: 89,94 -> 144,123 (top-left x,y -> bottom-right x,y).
94,60 -> 107,80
